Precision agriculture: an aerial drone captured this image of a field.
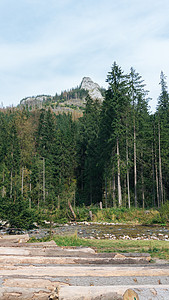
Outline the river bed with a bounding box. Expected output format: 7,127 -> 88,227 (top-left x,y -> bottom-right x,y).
29,222 -> 169,241
1,222 -> 169,241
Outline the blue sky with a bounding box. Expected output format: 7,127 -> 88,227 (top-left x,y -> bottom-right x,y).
0,0 -> 169,111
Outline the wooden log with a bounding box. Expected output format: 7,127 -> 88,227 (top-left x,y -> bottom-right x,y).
0,287 -> 52,300
0,233 -> 29,243
123,288 -> 169,300
68,201 -> 76,220
1,265 -> 169,279
0,254 -> 150,265
89,210 -> 93,220
57,286 -> 124,300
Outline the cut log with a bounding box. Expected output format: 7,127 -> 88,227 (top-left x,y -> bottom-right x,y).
0,287 -> 52,300
57,286 -> 125,300
123,288 -> 169,300
0,234 -> 29,243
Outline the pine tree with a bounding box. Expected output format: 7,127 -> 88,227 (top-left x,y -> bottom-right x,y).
99,62 -> 129,207
76,96 -> 101,205
128,67 -> 148,207
156,71 -> 169,204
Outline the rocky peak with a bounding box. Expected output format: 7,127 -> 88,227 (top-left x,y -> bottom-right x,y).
80,77 -> 104,101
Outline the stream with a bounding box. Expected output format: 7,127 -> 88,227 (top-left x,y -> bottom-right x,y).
1,222 -> 169,241
29,222 -> 169,241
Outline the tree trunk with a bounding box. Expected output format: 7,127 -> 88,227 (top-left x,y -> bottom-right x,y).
90,176 -> 92,205
126,136 -> 130,208
57,195 -> 60,210
68,200 -> 76,220
111,165 -> 116,207
105,176 -> 108,208
21,167 -> 24,196
152,144 -> 156,206
154,148 -> 160,208
141,151 -> 145,209
154,121 -> 160,208
10,170 -> 13,199
117,138 -> 122,206
158,122 -> 163,205
134,119 -> 137,207
124,177 -> 127,207
43,157 -> 45,203
2,169 -> 5,198
112,173 -> 116,207
29,171 -> 32,209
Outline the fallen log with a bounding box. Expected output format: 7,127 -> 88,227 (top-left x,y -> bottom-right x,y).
0,234 -> 29,243
0,254 -> 151,265
0,287 -> 52,300
68,201 -> 76,220
57,286 -> 125,300
1,265 -> 169,278
123,287 -> 169,300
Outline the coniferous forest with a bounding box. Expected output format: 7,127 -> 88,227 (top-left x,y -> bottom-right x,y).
0,62 -> 169,228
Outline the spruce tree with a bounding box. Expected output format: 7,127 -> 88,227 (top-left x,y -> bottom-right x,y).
99,62 -> 129,207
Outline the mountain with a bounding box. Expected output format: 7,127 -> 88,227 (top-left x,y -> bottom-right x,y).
19,77 -> 105,113
80,77 -> 104,101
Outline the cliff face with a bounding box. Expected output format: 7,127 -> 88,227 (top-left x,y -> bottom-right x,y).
20,95 -> 53,107
20,77 -> 104,112
80,77 -> 104,101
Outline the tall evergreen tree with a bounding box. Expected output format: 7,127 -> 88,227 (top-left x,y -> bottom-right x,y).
99,62 -> 129,207
76,96 -> 101,205
156,71 -> 169,204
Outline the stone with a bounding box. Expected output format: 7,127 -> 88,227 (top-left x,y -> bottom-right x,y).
80,77 -> 104,101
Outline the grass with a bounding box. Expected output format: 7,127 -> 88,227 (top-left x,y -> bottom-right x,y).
41,206 -> 168,226
31,234 -> 169,260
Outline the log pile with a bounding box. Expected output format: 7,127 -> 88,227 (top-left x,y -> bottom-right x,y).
0,234 -> 168,299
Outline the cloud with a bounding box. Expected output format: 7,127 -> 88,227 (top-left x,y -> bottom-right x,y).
0,0 -> 169,110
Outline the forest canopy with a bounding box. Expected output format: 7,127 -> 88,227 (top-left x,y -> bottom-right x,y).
0,62 -> 169,227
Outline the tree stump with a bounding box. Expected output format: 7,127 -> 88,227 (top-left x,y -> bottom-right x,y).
123,288 -> 169,300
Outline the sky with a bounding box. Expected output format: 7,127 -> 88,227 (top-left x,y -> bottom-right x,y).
0,0 -> 169,112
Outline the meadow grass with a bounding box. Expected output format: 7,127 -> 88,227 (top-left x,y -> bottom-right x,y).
50,234 -> 169,260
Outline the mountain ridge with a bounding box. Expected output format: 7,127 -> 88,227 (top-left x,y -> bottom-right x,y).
20,77 -> 105,113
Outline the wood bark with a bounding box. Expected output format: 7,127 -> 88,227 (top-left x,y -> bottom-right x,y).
57,195 -> 60,210
124,177 -> 127,207
117,138 -> 122,206
133,118 -> 137,207
152,144 -> 156,206
154,123 -> 160,207
104,175 -> 108,208
21,167 -> 24,196
29,171 -> 32,209
123,287 -> 169,300
158,122 -> 163,205
43,157 -> 45,203
2,169 -> 5,198
113,176 -> 116,207
141,151 -> 145,209
68,200 -> 76,220
10,170 -> 13,199
90,178 -> 93,205
126,137 -> 130,208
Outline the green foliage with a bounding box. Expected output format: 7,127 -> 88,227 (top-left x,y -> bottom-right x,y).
0,62 -> 169,229
159,201 -> 169,223
0,196 -> 39,229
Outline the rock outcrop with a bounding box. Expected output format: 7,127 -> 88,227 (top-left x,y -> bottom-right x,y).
80,77 -> 104,101
20,77 -> 104,110
20,95 -> 53,107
